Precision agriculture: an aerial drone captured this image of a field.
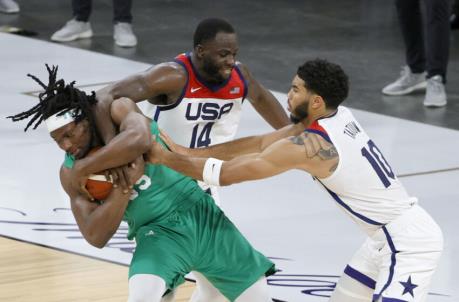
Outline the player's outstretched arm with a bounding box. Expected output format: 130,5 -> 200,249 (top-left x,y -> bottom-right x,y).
219,132 -> 339,185
237,63 -> 290,129
160,122 -> 304,161
151,131 -> 339,186
60,157 -> 144,248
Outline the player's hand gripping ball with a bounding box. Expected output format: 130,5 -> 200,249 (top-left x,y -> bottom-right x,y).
85,148 -> 113,200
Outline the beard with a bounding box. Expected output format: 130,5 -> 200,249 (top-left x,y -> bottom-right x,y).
289,101 -> 309,124
202,57 -> 225,84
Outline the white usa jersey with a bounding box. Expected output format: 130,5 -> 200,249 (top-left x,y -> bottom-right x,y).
142,53 -> 247,148
312,106 -> 417,235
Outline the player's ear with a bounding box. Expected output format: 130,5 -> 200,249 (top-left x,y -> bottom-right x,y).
195,44 -> 205,58
311,95 -> 324,110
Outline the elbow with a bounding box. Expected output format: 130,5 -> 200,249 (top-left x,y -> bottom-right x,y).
85,231 -> 110,249
82,223 -> 112,249
90,240 -> 106,249
127,129 -> 151,154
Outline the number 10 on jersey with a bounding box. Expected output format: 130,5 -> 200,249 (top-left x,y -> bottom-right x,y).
361,139 -> 395,188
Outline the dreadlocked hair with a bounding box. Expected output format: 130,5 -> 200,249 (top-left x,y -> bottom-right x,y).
7,64 -> 98,137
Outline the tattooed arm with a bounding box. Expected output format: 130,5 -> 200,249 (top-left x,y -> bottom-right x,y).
153,131 -> 339,186
290,132 -> 339,175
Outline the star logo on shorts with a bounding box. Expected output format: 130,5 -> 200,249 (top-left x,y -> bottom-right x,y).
400,275 -> 418,297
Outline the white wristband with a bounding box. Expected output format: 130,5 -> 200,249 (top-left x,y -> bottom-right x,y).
203,158 -> 223,186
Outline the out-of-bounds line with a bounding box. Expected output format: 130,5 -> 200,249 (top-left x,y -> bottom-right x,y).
398,166 -> 459,178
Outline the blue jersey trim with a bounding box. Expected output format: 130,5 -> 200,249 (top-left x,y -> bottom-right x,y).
153,58 -> 189,120
380,298 -> 408,302
234,64 -> 248,103
153,106 -> 161,121
321,184 -> 384,226
344,265 -> 376,289
304,129 -> 332,144
373,226 -> 398,301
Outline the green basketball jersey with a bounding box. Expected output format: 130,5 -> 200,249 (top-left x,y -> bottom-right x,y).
63,120 -> 205,239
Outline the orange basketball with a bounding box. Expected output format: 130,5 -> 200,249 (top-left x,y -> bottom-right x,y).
86,173 -> 113,200
85,147 -> 113,200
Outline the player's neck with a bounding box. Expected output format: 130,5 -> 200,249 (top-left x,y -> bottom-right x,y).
301,108 -> 337,128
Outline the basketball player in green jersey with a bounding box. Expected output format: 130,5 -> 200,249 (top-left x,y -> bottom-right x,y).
92,18 -> 290,301
7,65 -> 275,302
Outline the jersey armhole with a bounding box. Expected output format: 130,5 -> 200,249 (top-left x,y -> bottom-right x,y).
305,120 -> 332,143
234,64 -> 249,102
305,122 -> 341,181
152,59 -> 189,121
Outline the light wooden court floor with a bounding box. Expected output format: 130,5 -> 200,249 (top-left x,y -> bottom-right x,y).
0,237 -> 195,301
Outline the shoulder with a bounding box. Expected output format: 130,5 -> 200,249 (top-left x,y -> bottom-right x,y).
144,61 -> 187,79
110,97 -> 150,127
141,62 -> 188,88
137,62 -> 189,100
235,62 -> 251,79
234,62 -> 264,95
287,131 -> 339,176
290,131 -> 338,160
110,97 -> 137,120
111,97 -> 136,110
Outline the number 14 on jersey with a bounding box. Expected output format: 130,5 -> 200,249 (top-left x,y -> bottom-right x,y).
190,122 -> 214,148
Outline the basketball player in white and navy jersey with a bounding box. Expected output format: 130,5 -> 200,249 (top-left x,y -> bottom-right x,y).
150,59 -> 444,302
142,51 -> 249,202
149,52 -> 247,148
91,17 -> 289,302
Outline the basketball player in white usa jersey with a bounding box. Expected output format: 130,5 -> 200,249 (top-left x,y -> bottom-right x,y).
83,17 -> 289,302
92,18 -> 289,199
150,59 -> 444,302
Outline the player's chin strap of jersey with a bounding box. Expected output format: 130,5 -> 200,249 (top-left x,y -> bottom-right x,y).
203,158 -> 223,186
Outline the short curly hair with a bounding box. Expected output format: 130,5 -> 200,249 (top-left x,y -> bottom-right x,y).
297,59 -> 349,109
193,18 -> 235,48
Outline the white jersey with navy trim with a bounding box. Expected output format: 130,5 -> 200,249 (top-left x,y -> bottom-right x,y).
140,53 -> 248,202
141,53 -> 247,149
313,106 -> 417,235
